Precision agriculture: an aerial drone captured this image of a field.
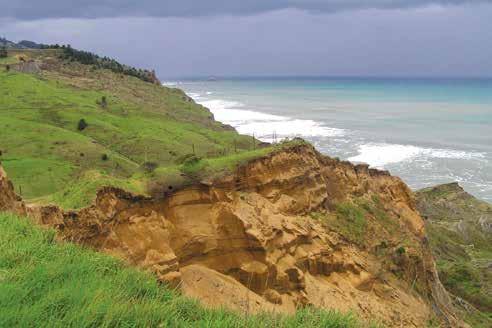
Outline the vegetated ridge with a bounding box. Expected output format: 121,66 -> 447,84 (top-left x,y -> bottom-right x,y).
417,183 -> 492,327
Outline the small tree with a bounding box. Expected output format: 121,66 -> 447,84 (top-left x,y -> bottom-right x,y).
77,119 -> 88,131
101,96 -> 107,108
0,46 -> 7,58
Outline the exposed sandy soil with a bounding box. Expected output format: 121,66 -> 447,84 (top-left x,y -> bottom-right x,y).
0,144 -> 468,327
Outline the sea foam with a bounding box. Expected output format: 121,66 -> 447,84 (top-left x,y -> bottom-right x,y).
349,143 -> 485,168
197,98 -> 345,141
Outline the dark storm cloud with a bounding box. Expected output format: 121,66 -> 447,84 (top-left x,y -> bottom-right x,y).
0,0 -> 489,20
4,5 -> 492,78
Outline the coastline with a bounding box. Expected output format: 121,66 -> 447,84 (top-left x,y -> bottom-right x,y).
169,78 -> 492,202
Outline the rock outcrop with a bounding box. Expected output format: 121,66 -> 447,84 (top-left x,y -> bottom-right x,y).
0,144 -> 467,327
0,164 -> 25,213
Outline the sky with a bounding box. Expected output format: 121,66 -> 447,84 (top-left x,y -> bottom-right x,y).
1,1 -> 492,78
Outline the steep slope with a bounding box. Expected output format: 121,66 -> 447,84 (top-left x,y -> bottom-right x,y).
417,183 -> 492,327
0,144 -> 466,327
0,211 -> 370,328
0,48 -> 255,207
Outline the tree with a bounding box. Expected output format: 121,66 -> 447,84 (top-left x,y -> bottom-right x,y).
0,46 -> 7,58
77,119 -> 88,131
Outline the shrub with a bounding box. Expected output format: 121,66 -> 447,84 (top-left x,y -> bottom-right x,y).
77,118 -> 88,131
101,154 -> 109,161
0,46 -> 7,58
175,153 -> 200,165
100,96 -> 107,108
142,161 -> 158,173
180,155 -> 206,177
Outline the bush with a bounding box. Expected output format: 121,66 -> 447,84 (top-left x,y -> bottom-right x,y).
77,119 -> 88,131
101,154 -> 109,161
141,161 -> 158,173
175,153 -> 201,165
180,155 -> 206,177
0,46 -> 7,58
99,96 -> 107,108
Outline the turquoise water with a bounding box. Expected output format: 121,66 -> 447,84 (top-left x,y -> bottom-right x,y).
170,78 -> 492,201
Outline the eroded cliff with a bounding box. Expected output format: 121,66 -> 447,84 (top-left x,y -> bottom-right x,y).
0,144 -> 466,327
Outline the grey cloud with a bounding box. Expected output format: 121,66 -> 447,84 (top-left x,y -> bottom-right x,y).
4,5 -> 492,78
1,0 -> 489,20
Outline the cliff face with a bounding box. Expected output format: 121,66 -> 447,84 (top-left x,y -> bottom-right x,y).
0,145 -> 466,327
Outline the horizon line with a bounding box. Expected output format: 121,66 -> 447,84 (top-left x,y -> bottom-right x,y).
162,75 -> 492,81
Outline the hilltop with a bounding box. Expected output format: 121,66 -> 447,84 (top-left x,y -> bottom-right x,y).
0,37 -> 45,49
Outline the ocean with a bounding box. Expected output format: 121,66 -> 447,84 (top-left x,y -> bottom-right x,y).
166,77 -> 492,202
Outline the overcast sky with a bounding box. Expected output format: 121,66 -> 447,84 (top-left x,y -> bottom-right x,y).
1,1 -> 492,78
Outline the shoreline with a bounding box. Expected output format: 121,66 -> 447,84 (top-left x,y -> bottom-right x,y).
171,80 -> 492,202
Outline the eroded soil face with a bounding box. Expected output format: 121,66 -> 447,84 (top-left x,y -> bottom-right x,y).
1,144 -> 467,327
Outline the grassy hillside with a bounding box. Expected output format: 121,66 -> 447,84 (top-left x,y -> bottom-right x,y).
0,211 -> 372,328
416,183 -> 492,328
0,49 -> 262,208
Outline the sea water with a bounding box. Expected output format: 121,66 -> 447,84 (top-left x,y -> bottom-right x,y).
167,77 -> 492,202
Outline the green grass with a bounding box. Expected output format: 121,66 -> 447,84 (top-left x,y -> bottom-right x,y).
334,202 -> 367,244
32,170 -> 145,209
0,56 -> 19,65
308,201 -> 368,245
177,145 -> 282,178
437,260 -> 490,309
0,211 -> 373,328
0,51 -> 266,207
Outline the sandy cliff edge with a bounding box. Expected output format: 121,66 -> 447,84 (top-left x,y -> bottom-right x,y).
0,144 -> 467,327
